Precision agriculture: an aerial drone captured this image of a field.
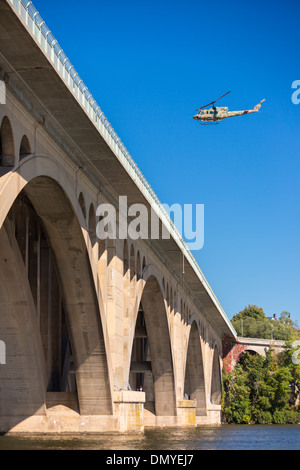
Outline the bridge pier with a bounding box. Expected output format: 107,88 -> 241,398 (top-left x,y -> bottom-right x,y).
113,391 -> 146,433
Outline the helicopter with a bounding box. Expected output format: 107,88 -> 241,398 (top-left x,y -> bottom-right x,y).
193,91 -> 265,125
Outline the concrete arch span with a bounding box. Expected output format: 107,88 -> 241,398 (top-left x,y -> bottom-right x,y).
126,262 -> 165,376
0,172 -> 114,430
129,271 -> 177,418
23,176 -> 113,415
184,321 -> 207,416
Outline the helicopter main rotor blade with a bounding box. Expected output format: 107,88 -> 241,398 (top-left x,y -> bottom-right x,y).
214,90 -> 232,102
196,101 -> 217,111
196,90 -> 232,111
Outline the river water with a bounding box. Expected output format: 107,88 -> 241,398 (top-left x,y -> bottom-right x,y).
0,425 -> 299,450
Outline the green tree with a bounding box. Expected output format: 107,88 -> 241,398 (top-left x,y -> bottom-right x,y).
279,311 -> 293,326
232,305 -> 266,322
222,347 -> 300,424
278,342 -> 300,406
222,366 -> 252,424
231,305 -> 299,341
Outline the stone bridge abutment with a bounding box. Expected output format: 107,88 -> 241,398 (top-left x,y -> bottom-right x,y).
222,337 -> 286,373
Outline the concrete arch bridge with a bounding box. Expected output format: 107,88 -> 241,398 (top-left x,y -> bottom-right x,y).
0,0 -> 236,433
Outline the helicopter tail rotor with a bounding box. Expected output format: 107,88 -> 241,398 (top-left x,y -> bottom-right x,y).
254,98 -> 266,111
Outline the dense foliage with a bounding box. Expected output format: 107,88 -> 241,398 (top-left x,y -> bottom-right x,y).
222,344 -> 300,424
231,305 -> 299,341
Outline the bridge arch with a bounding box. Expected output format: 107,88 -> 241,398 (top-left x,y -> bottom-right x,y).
0,164 -> 114,418
0,116 -> 15,167
184,321 -> 207,415
236,348 -> 259,366
19,135 -> 31,161
129,271 -> 176,417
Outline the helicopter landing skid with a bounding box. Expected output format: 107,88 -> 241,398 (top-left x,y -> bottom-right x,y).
199,122 -> 219,125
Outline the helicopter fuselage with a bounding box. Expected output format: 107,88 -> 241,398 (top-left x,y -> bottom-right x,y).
193,106 -> 258,122
193,99 -> 265,123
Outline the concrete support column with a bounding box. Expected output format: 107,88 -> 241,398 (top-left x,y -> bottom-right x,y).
113,391 -> 146,433
177,399 -> 197,426
106,238 -> 125,388
173,309 -> 185,399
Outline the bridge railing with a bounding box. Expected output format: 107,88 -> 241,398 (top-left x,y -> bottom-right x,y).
8,0 -> 236,337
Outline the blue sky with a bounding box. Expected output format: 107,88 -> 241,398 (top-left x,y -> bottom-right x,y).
34,0 -> 300,325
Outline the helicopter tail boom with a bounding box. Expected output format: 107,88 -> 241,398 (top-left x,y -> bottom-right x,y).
253,99 -> 266,111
